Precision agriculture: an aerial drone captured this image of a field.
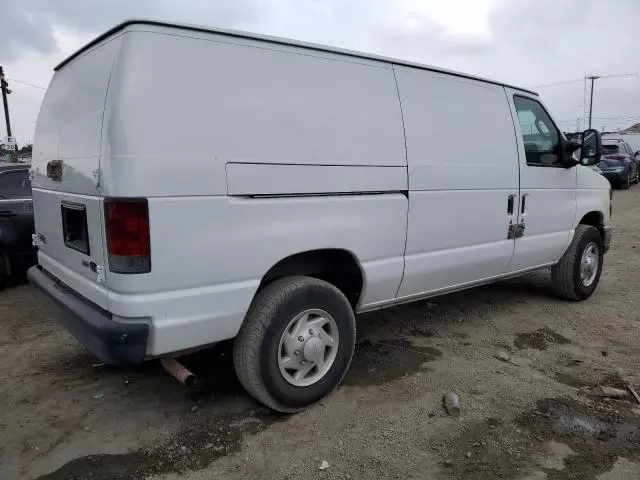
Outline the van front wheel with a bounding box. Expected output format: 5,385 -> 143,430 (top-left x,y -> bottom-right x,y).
551,225 -> 603,301
233,276 -> 356,412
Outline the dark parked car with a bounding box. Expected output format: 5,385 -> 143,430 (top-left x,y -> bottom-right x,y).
597,141 -> 639,189
0,164 -> 37,285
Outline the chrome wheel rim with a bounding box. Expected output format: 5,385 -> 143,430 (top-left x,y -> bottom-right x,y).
278,309 -> 339,387
580,242 -> 599,287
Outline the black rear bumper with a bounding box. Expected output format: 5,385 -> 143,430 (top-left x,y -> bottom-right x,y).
27,266 -> 148,366
601,171 -> 626,185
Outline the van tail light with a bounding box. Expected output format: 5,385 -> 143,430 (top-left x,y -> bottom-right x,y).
104,199 -> 151,274
604,154 -> 625,160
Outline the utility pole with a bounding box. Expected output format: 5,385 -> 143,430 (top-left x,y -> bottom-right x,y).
0,66 -> 17,162
0,66 -> 12,138
587,75 -> 600,129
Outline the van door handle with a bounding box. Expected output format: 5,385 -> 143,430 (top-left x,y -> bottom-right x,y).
521,194 -> 528,214
506,195 -> 517,239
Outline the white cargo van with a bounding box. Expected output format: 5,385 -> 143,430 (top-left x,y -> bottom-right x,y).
29,20 -> 612,412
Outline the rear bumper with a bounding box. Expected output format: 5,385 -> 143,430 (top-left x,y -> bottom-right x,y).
27,266 -> 148,366
600,171 -> 626,184
602,225 -> 612,254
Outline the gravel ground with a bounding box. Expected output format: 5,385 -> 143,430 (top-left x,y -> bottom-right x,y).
1,187 -> 640,480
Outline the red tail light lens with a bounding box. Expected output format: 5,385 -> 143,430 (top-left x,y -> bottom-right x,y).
604,154 -> 625,160
104,199 -> 151,274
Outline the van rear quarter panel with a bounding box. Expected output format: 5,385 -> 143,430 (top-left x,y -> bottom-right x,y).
100,27 -> 408,354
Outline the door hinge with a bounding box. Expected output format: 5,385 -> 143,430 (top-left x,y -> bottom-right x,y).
95,265 -> 106,284
508,222 -> 526,239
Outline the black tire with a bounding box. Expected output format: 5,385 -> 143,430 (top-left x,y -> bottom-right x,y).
0,252 -> 5,289
551,225 -> 603,301
0,250 -> 9,289
621,171 -> 631,190
233,276 -> 356,412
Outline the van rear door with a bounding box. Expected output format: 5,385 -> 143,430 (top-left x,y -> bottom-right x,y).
31,36 -> 122,309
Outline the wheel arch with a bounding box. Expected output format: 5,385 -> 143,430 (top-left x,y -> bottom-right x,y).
257,248 -> 365,309
578,211 -> 605,244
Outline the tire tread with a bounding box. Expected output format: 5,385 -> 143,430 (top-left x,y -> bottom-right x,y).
234,276 -> 353,412
551,224 -> 599,301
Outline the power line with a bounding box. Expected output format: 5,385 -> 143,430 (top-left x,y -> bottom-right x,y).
557,115 -> 640,122
531,72 -> 640,90
531,78 -> 585,89
598,72 -> 640,79
590,115 -> 640,120
556,116 -> 640,123
6,78 -> 47,90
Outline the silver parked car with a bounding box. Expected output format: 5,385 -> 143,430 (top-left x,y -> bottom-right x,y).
598,139 -> 639,189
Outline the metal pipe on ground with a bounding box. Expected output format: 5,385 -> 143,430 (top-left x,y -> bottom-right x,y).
160,358 -> 197,387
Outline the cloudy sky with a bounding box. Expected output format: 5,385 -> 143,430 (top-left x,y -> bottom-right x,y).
1,0 -> 639,145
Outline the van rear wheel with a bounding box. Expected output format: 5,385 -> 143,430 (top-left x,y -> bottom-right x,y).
233,276 -> 356,412
551,225 -> 603,301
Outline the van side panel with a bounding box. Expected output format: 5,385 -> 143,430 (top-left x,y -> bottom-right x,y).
103,27 -> 407,198
394,67 -> 519,300
98,27 -> 408,355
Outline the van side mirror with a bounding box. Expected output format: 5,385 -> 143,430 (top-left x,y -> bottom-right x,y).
579,129 -> 602,166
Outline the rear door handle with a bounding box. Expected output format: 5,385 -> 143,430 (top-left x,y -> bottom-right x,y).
521,194 -> 528,214
506,194 -> 517,239
515,194 -> 529,239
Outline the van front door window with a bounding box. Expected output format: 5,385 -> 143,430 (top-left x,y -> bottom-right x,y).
514,96 -> 561,167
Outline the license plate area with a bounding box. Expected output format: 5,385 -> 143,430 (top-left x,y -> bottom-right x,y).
61,202 -> 90,255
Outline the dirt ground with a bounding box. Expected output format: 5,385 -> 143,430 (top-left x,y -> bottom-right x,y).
2,187 -> 640,480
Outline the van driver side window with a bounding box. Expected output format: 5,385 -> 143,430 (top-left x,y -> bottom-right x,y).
514,96 -> 562,167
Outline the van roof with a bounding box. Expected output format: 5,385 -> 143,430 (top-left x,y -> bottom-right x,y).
55,19 -> 538,96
